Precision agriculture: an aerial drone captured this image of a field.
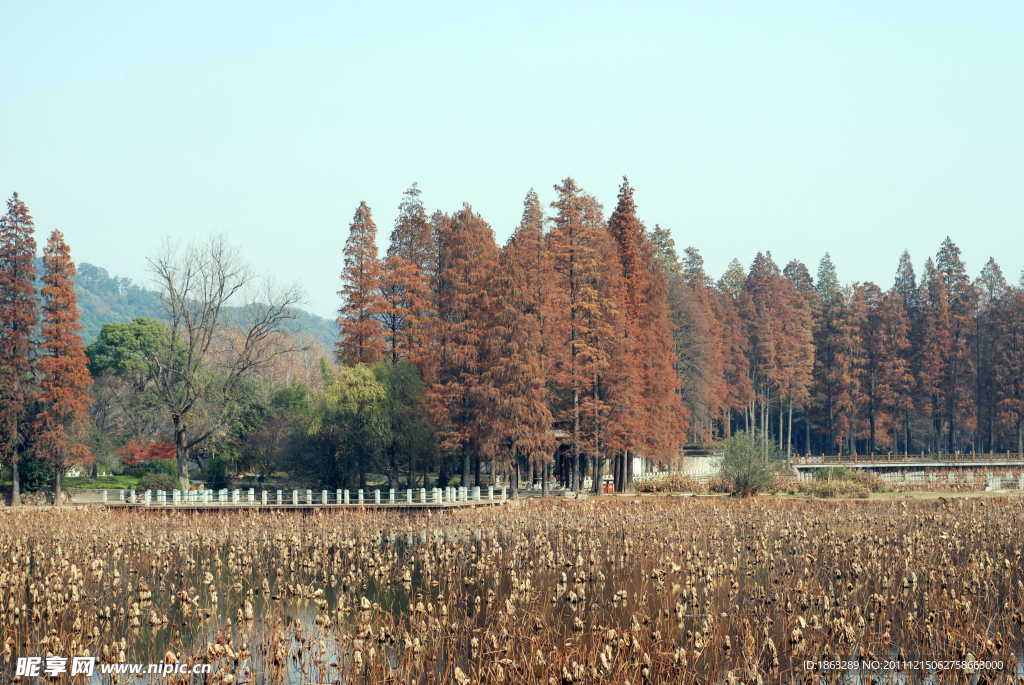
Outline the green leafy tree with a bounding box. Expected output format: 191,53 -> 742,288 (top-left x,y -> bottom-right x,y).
718,430 -> 779,496
300,362 -> 388,489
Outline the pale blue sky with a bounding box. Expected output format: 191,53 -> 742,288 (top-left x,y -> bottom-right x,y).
3,2 -> 1022,318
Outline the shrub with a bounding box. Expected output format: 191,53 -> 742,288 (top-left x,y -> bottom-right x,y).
719,431 -> 779,496
813,467 -> 850,481
128,467 -> 148,479
137,473 -> 176,492
850,470 -> 884,492
804,480 -> 869,499
204,458 -> 230,491
707,475 -> 732,494
634,473 -> 703,494
147,459 -> 178,478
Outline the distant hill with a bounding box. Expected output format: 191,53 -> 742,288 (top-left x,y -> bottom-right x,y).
52,260 -> 336,352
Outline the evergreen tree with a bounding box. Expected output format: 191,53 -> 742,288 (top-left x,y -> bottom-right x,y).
336,202 -> 386,365
936,237 -> 977,452
424,204 -> 499,487
380,184 -> 436,366
0,193 -> 39,506
34,230 -> 94,504
810,254 -> 855,453
478,218 -> 556,497
547,178 -> 605,491
993,287 -> 1024,454
973,259 -> 1007,451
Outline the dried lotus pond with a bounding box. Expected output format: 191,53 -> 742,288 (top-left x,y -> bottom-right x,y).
2,496 -> 1022,684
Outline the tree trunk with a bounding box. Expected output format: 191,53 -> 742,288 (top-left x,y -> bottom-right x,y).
624,450 -> 634,492
787,396 -> 793,464
174,416 -> 189,491
461,445 -> 470,488
91,460 -> 98,480
778,398 -> 784,451
1018,418 -> 1022,456
527,460 -> 534,491
511,460 -> 519,499
904,411 -> 911,456
805,411 -> 811,457
11,460 -> 20,507
593,456 -> 602,496
474,455 -> 481,488
54,469 -> 62,508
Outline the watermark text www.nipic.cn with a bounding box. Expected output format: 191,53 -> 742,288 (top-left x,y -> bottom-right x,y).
15,656 -> 213,678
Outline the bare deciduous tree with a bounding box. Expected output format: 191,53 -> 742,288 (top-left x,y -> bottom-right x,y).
146,234 -> 305,489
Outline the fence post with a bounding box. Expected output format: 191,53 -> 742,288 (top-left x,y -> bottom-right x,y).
500,486 -> 506,502
103,490 -> 108,504
262,490 -> 268,506
473,486 -> 480,501
389,488 -> 395,504
292,489 -> 298,505
336,489 -> 342,505
419,487 -> 426,504
344,489 -> 350,505
322,490 -> 328,506
488,486 -> 494,501
407,489 -> 413,504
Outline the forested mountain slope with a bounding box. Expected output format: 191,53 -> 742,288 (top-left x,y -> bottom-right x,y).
59,260 -> 335,351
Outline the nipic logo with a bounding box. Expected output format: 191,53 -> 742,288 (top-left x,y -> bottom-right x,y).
16,656 -> 95,676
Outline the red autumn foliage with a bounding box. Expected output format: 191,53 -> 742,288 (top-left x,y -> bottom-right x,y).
117,439 -> 177,467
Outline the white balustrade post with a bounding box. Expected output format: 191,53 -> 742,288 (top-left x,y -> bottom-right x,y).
249,488 -> 255,504
406,489 -> 413,504
119,489 -> 125,502
375,490 -> 381,505
306,489 -> 312,505
500,486 -> 506,502
130,490 -> 136,504
292,489 -> 298,505
277,490 -> 282,505
336,489 -> 342,505
358,489 -> 364,505
145,490 -> 151,507
262,490 -> 268,506
103,490 -> 108,504
344,489 -> 350,505
488,486 -> 494,501
389,488 -> 395,504
420,488 -> 426,504
473,487 -> 480,501
322,490 -> 328,506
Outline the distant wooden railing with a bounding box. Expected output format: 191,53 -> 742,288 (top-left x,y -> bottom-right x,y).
795,452 -> 1024,466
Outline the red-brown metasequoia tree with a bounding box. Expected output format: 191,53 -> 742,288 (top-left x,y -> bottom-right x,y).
0,193 -> 39,507
34,230 -> 94,505
337,201 -> 386,365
